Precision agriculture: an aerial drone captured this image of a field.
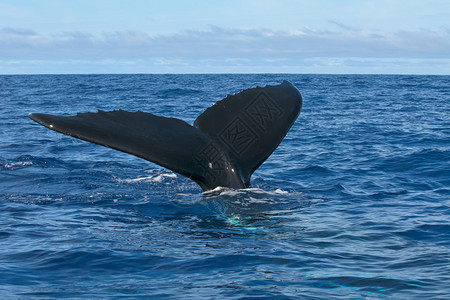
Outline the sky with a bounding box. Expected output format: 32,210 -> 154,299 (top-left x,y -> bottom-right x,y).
1,0 -> 449,74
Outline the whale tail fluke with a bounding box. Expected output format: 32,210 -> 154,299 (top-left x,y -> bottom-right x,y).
29,81 -> 302,191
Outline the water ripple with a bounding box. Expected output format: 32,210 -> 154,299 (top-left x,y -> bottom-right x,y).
1,74 -> 449,298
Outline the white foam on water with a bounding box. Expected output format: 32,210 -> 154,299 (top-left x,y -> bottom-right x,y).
4,161 -> 33,169
118,171 -> 177,184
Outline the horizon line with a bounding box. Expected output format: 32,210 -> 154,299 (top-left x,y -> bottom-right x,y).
1,72 -> 449,76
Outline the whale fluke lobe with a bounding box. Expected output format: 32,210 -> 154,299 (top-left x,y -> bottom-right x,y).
29,81 -> 302,191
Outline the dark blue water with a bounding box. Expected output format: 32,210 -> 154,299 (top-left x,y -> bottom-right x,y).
1,74 -> 449,299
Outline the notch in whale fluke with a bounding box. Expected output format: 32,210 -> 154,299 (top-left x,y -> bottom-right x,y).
29,81 -> 302,191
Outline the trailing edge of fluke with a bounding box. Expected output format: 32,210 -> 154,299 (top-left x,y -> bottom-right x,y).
29,81 -> 302,191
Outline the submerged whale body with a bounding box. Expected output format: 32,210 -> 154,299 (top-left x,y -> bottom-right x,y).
29,81 -> 302,191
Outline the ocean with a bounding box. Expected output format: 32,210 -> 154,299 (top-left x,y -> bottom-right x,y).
0,74 -> 449,299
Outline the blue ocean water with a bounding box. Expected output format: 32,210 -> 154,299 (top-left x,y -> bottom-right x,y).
0,74 -> 449,299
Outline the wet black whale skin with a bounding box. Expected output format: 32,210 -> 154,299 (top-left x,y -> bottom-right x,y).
29,81 -> 302,191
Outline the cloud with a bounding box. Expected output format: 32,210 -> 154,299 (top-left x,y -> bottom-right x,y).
0,27 -> 38,36
2,25 -> 450,59
1,25 -> 449,74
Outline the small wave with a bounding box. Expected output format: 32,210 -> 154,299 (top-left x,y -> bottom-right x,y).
274,188 -> 289,195
156,88 -> 202,98
117,170 -> 177,184
166,185 -> 307,217
300,165 -> 336,175
203,186 -> 296,198
198,186 -> 306,216
1,155 -> 71,171
2,161 -> 33,170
